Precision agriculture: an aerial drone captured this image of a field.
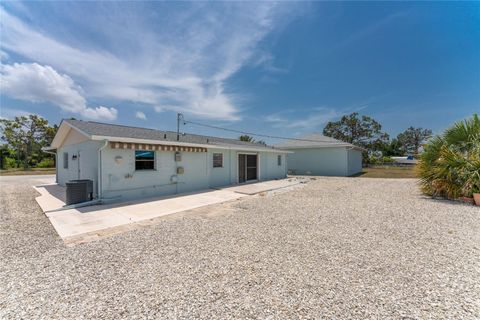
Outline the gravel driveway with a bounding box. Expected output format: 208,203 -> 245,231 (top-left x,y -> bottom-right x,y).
1,176 -> 479,319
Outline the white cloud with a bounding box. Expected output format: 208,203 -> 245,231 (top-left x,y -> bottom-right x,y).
265,107 -> 342,130
0,4 -> 296,121
1,62 -> 117,120
0,107 -> 31,120
0,50 -> 8,61
327,11 -> 409,55
249,51 -> 289,74
154,106 -> 164,113
135,111 -> 146,120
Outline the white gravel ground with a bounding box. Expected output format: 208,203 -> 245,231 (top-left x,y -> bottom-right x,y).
1,176 -> 479,319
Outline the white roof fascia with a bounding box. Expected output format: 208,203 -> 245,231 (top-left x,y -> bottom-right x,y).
50,121 -> 91,149
90,135 -> 292,153
277,144 -> 364,151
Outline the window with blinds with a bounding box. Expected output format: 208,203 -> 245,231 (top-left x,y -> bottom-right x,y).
135,150 -> 155,170
213,153 -> 223,168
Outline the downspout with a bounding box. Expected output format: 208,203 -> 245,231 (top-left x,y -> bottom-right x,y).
43,149 -> 58,183
97,140 -> 108,199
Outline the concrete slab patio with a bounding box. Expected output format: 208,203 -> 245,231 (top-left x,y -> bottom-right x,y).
45,189 -> 247,241
33,184 -> 66,212
220,178 -> 302,195
34,178 -> 303,242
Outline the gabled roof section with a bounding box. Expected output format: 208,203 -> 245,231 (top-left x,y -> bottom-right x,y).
48,119 -> 91,149
274,133 -> 365,151
48,119 -> 289,153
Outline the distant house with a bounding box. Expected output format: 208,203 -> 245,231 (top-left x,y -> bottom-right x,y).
45,119 -> 289,201
275,133 -> 364,177
391,156 -> 418,165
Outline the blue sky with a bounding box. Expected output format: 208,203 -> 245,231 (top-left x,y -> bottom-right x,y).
1,1 -> 478,142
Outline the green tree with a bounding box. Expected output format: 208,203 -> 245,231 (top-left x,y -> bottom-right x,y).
0,144 -> 14,169
378,138 -> 404,157
323,112 -> 389,156
239,135 -> 255,142
397,127 -> 432,155
0,115 -> 57,168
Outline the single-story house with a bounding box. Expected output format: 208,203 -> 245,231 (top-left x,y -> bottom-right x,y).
274,133 -> 364,176
45,119 -> 289,201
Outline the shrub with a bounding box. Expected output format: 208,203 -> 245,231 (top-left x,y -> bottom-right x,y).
381,156 -> 393,164
4,157 -> 18,169
36,158 -> 55,168
418,114 -> 480,199
368,155 -> 394,165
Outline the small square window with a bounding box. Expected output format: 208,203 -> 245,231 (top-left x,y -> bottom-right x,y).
213,153 -> 223,168
63,152 -> 69,169
135,150 -> 155,170
277,155 -> 282,166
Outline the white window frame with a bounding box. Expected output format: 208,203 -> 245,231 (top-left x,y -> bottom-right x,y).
213,153 -> 223,168
63,152 -> 69,169
134,150 -> 156,171
277,155 -> 282,166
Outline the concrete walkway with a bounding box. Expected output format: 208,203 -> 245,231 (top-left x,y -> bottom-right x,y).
220,178 -> 301,195
46,189 -> 247,240
34,184 -> 66,212
34,178 -> 302,243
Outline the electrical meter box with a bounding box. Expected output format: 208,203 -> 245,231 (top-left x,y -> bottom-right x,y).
176,167 -> 184,174
174,152 -> 181,162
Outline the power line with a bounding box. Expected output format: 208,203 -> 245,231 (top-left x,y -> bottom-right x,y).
182,118 -> 351,145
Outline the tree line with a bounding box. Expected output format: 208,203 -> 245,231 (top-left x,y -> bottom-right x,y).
323,112 -> 432,163
0,112 -> 432,170
0,115 -> 58,169
239,112 -> 432,164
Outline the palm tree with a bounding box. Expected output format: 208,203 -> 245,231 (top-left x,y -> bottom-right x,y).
418,114 -> 480,199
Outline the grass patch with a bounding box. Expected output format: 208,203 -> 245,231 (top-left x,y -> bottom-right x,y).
355,166 -> 417,179
0,168 -> 56,176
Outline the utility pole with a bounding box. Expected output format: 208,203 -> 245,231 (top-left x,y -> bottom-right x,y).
177,113 -> 183,141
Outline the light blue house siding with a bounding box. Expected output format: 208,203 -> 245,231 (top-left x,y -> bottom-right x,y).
100,147 -> 287,200
57,140 -> 102,195
207,149 -> 287,187
347,148 -> 363,176
100,146 -> 210,200
286,147 -> 362,176
58,142 -> 287,201
208,148 -> 235,188
261,152 -> 288,180
51,119 -> 288,202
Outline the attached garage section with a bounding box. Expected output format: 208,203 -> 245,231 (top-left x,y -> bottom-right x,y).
285,147 -> 347,176
347,148 -> 363,176
275,133 -> 364,177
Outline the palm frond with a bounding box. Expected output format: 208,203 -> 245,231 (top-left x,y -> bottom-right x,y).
418,114 -> 480,199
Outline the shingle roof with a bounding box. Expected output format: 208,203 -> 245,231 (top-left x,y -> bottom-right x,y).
64,119 -> 280,151
274,133 -> 362,150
